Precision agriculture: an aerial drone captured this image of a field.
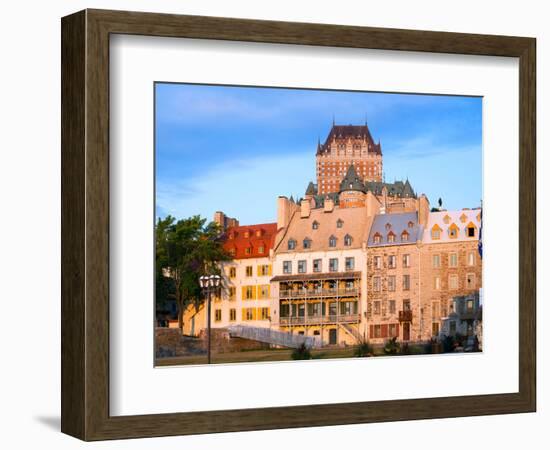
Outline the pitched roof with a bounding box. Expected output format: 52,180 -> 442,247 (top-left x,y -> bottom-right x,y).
305,181 -> 317,196
367,212 -> 424,247
317,124 -> 382,155
223,223 -> 277,259
422,209 -> 482,243
275,204 -> 373,254
364,180 -> 417,199
339,165 -> 366,193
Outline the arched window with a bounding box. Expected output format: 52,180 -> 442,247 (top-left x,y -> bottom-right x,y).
344,234 -> 353,246
431,224 -> 442,240
288,239 -> 297,250
303,238 -> 312,249
401,230 -> 409,242
407,221 -> 414,228
387,231 -> 396,243
448,223 -> 459,239
329,235 -> 337,247
336,219 -> 344,228
373,232 -> 382,244
312,220 -> 319,230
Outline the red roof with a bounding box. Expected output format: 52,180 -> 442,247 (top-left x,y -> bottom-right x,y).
317,124 -> 382,155
223,223 -> 278,259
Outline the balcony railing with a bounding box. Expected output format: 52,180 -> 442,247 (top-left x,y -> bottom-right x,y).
279,288 -> 360,299
279,314 -> 360,326
398,310 -> 413,322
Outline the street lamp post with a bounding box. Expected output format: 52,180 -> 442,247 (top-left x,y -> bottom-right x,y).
199,274 -> 221,364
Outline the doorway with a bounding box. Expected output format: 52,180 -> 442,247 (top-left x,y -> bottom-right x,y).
329,328 -> 337,345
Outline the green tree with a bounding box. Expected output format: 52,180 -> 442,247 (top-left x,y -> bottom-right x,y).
155,215 -> 231,331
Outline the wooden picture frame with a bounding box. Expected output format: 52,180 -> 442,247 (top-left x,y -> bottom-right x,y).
61,9 -> 536,441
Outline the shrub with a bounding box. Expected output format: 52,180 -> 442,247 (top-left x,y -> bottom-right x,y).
401,342 -> 411,355
354,341 -> 372,357
383,337 -> 401,355
442,335 -> 455,353
291,343 -> 312,360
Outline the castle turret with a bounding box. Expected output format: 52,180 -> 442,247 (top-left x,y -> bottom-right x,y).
338,165 -> 366,209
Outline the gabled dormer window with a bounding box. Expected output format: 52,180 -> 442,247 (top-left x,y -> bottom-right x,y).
387,231 -> 395,243
466,222 -> 477,238
408,221 -> 414,228
228,248 -> 236,256
401,230 -> 409,242
385,222 -> 392,231
303,238 -> 312,249
344,234 -> 353,246
244,230 -> 250,238
431,224 -> 442,240
288,239 -> 297,250
258,245 -> 265,254
336,219 -> 344,228
459,213 -> 468,223
245,247 -> 251,255
329,235 -> 337,247
255,229 -> 262,237
443,215 -> 451,224
373,232 -> 382,244
448,223 -> 459,239
312,220 -> 319,230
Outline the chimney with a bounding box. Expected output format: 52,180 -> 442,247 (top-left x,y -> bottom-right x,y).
324,197 -> 334,213
365,190 -> 381,217
277,196 -> 298,230
417,194 -> 430,225
213,211 -> 239,231
300,199 -> 311,218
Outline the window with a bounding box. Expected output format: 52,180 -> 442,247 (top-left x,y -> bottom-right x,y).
228,248 -> 236,256
258,245 -> 265,254
443,214 -> 451,224
228,287 -> 236,301
434,276 -> 441,290
373,276 -> 381,292
313,259 -> 322,272
244,231 -> 250,238
229,267 -> 236,278
387,232 -> 395,243
344,234 -> 353,246
244,286 -> 255,300
449,224 -> 459,239
402,254 -> 410,268
298,260 -> 307,273
337,219 -> 344,228
401,230 -> 409,242
432,301 -> 440,319
374,301 -> 381,315
245,266 -> 253,277
460,213 -> 468,223
374,324 -> 382,338
466,273 -> 476,289
244,247 -> 251,255
466,299 -> 474,311
403,299 -> 411,311
288,239 -> 296,250
256,229 -> 262,237
389,300 -> 396,314
468,251 -> 476,266
374,256 -> 382,269
449,253 -> 458,267
259,307 -> 270,320
432,322 -> 440,336
312,221 -> 319,230
408,221 -> 414,228
388,275 -> 396,291
215,309 -> 222,322
431,225 -> 441,240
467,226 -> 476,237
388,255 -> 396,268
345,257 -> 355,271
389,323 -> 398,337
244,308 -> 254,321
283,261 -> 292,274
303,238 -> 312,249
432,254 -> 441,268
329,258 -> 339,272
403,274 -> 410,291
258,264 -> 270,276
450,321 -> 457,334
258,285 -> 270,299
373,233 -> 382,244
229,308 -> 236,321
449,274 -> 459,290
329,235 -> 337,247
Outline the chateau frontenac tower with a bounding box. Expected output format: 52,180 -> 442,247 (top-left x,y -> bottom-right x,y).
316,123 -> 383,195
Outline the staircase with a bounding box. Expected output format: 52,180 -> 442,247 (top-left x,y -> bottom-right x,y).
340,323 -> 363,343
227,325 -> 324,349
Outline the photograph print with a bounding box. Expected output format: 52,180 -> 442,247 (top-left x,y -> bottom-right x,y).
154,83 -> 483,366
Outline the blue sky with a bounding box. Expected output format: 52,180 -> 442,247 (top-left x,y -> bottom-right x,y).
155,83 -> 482,225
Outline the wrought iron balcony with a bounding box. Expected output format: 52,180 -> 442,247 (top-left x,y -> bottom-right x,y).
279,288 -> 360,299
398,310 -> 413,322
279,314 -> 360,326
